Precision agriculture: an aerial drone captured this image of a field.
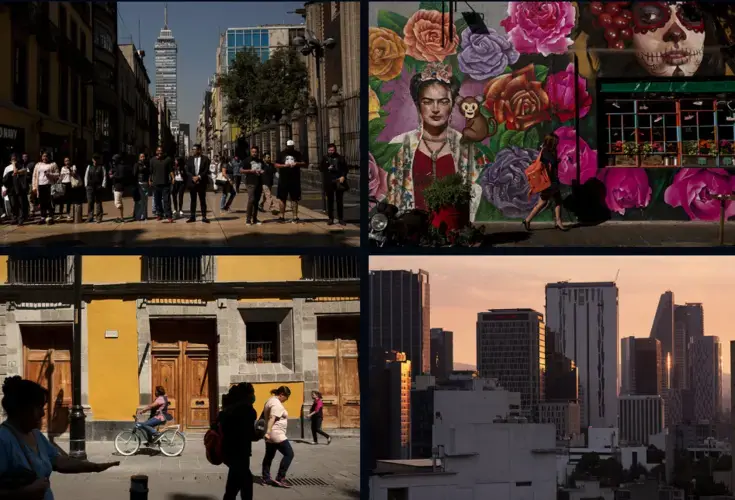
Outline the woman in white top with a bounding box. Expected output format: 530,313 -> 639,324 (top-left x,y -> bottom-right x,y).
261,386 -> 294,488
31,152 -> 59,224
57,157 -> 77,220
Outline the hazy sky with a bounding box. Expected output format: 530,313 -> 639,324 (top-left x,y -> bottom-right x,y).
370,256 -> 735,372
117,2 -> 304,129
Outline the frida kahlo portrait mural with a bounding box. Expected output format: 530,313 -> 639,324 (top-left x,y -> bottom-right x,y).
368,2 -> 735,223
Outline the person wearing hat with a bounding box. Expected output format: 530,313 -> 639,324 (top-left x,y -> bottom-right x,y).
275,140 -> 306,223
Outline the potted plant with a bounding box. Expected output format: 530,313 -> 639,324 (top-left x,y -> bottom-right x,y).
699,139 -> 717,156
423,173 -> 472,234
616,141 -> 639,166
684,140 -> 700,156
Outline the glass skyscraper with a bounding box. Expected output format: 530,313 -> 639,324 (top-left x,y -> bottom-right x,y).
155,5 -> 178,130
223,25 -> 304,72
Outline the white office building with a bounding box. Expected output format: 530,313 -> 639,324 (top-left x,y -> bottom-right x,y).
545,282 -> 619,429
619,395 -> 665,446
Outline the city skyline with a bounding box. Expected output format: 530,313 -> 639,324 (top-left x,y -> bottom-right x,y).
370,256 -> 735,374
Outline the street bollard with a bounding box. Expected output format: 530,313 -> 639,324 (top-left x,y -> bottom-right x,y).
73,203 -> 83,224
130,475 -> 148,500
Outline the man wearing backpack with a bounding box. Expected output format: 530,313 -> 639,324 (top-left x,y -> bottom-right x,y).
207,382 -> 258,500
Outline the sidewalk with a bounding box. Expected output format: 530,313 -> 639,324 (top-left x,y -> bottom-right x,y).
50,436 -> 359,500
0,189 -> 360,247
477,221 -> 735,247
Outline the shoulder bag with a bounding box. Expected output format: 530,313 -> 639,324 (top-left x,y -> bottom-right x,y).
0,423 -> 38,490
525,150 -> 551,196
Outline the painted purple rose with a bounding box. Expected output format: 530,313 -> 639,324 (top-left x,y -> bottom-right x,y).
481,146 -> 539,218
596,168 -> 652,215
457,28 -> 520,81
368,152 -> 388,209
664,168 -> 735,221
555,126 -> 598,186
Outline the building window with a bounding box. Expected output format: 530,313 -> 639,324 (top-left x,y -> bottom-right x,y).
387,489 -> 408,500
58,5 -> 68,38
59,64 -> 69,121
515,481 -> 532,487
71,20 -> 78,48
71,75 -> 79,124
8,256 -> 73,285
95,108 -> 110,137
80,31 -> 87,60
227,31 -> 236,48
142,256 -> 214,283
12,41 -> 28,108
37,51 -> 49,115
302,256 -> 359,280
81,84 -> 88,128
94,23 -> 113,52
246,322 -> 280,363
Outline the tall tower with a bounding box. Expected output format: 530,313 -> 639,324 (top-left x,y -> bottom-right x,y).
155,3 -> 178,133
649,291 -> 674,390
545,282 -> 619,429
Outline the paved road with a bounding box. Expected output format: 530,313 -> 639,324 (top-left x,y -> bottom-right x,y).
49,437 -> 359,500
0,187 -> 359,247
476,221 -> 735,247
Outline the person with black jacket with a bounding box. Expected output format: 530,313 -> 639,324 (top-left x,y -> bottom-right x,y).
320,143 -> 349,226
5,153 -> 29,225
218,382 -> 258,500
84,154 -> 107,223
133,153 -> 151,221
149,146 -> 174,223
185,144 -> 211,223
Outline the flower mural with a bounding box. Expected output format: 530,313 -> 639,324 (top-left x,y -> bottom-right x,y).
369,1 -> 735,224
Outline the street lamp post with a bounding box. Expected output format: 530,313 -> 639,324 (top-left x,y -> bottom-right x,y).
292,31 -> 336,212
69,254 -> 86,459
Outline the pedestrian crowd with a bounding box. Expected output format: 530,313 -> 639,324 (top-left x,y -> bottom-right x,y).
1,140 -> 350,227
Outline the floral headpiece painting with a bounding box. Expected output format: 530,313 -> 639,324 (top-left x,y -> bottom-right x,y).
369,1 -> 734,223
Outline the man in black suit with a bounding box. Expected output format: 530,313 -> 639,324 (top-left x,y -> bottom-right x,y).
185,144 -> 210,223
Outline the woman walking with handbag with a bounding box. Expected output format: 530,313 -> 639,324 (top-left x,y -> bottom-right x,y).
307,391 -> 331,445
522,133 -> 567,232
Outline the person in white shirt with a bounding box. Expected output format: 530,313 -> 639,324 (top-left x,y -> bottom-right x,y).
31,151 -> 59,224
261,386 -> 294,488
2,155 -> 17,222
57,157 -> 77,220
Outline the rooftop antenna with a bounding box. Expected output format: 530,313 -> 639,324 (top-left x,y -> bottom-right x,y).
138,17 -> 141,48
164,2 -> 168,30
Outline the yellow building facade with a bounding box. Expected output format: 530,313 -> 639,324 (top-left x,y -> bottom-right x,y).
0,3 -> 94,165
0,255 -> 359,439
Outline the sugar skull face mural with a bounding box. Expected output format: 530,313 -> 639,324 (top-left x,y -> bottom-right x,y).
369,2 -> 735,223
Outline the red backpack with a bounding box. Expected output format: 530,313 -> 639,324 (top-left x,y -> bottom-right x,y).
204,420 -> 224,466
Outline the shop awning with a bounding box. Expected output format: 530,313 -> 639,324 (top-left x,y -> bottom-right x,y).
600,81 -> 735,93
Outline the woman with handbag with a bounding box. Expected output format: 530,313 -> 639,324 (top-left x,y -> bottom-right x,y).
0,376 -> 119,500
522,133 -> 568,232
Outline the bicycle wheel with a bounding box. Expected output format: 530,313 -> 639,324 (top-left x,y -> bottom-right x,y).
114,430 -> 141,456
158,429 -> 186,457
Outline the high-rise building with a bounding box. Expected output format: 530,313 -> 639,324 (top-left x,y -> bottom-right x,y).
619,395 -> 665,446
673,303 -> 704,390
155,4 -> 178,132
429,328 -> 453,382
545,282 -> 619,428
689,336 -> 722,423
476,309 -> 545,420
545,329 -> 578,402
369,350 -> 411,465
621,337 -> 662,396
369,270 -> 430,378
650,291 -> 674,390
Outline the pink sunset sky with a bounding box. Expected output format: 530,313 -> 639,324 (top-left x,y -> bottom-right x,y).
370,256 -> 735,372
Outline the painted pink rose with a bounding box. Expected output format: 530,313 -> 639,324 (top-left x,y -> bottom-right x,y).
555,126 -> 598,186
500,2 -> 576,56
597,168 -> 652,215
369,153 -> 388,208
664,168 -> 735,221
545,63 -> 592,123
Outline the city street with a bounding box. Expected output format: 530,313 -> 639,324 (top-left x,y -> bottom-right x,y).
50,437 -> 359,500
478,221 -> 735,247
0,187 -> 360,247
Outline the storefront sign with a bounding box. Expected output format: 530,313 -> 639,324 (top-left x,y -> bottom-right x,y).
0,126 -> 20,141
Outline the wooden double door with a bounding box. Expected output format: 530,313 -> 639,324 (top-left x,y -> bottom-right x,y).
150,319 -> 217,432
22,325 -> 73,435
317,315 -> 360,429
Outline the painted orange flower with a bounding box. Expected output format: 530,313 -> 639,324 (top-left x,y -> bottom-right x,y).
403,10 -> 459,62
369,27 -> 407,81
483,65 -> 550,131
368,87 -> 381,121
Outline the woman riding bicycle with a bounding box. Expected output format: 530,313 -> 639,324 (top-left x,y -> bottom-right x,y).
138,386 -> 170,443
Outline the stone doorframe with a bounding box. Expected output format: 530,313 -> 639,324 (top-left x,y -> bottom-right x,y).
0,302 -> 90,414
